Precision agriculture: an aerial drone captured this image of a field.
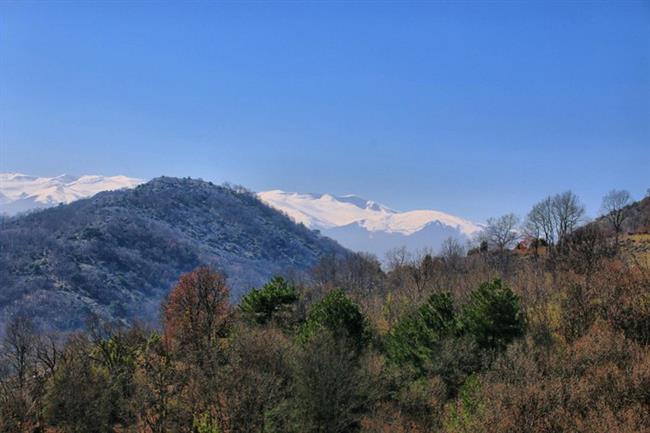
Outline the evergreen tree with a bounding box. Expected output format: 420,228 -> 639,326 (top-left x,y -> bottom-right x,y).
384,293 -> 456,372
460,279 -> 524,351
239,276 -> 298,327
300,289 -> 369,351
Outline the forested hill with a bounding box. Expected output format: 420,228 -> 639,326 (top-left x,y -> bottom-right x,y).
0,177 -> 347,332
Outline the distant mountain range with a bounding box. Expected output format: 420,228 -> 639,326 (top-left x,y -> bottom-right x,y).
1,173 -> 482,257
258,191 -> 482,257
0,173 -> 143,215
0,177 -> 345,332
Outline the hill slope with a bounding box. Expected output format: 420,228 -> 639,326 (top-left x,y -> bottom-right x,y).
0,177 -> 346,332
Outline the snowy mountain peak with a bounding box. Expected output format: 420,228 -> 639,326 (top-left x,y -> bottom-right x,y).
2,173 -> 482,256
257,189 -> 481,256
0,173 -> 37,181
0,173 -> 143,215
257,189 -> 480,236
335,194 -> 394,213
257,190 -> 395,230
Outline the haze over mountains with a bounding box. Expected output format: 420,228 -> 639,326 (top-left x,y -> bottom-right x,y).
1,173 -> 482,256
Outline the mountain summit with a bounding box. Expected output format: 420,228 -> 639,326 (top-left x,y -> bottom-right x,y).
258,190 -> 481,257
0,177 -> 345,331
0,173 -> 143,215
1,173 -> 483,257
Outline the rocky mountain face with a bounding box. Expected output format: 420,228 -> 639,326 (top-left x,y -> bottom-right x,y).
0,177 -> 346,332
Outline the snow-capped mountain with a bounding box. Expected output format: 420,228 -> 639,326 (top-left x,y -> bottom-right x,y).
0,173 -> 143,215
258,190 -> 481,257
1,173 -> 481,257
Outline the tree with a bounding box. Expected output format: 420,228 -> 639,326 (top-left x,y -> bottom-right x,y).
43,337 -> 114,433
563,224 -> 610,278
460,280 -> 525,351
300,289 -> 369,351
132,333 -> 186,433
600,189 -> 631,248
385,294 -> 481,397
552,191 -> 585,244
1,316 -> 36,393
219,326 -> 292,433
480,213 -> 520,251
384,293 -> 456,372
311,253 -> 385,300
525,191 -> 585,253
524,197 -> 556,252
162,267 -> 230,360
0,316 -> 38,431
240,276 -> 299,327
161,267 -> 231,429
439,237 -> 465,270
385,246 -> 412,271
289,332 -> 370,433
87,324 -> 146,428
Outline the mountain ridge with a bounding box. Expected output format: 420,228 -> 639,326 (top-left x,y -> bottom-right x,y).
257,189 -> 481,235
0,176 -> 346,332
1,173 -> 483,257
0,172 -> 143,215
257,189 -> 481,257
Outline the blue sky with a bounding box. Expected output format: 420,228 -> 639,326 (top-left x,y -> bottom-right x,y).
1,1 -> 649,221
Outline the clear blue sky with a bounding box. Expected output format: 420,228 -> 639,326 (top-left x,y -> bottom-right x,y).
1,1 -> 649,221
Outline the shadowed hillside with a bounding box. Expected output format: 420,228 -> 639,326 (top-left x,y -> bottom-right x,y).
0,177 -> 346,332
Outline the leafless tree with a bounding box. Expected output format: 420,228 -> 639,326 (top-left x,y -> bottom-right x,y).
409,248 -> 435,293
0,316 -> 38,430
480,213 -> 520,251
600,189 -> 631,248
552,191 -> 585,243
35,334 -> 60,378
385,246 -> 412,272
439,236 -> 465,270
525,197 -> 556,247
1,316 -> 36,392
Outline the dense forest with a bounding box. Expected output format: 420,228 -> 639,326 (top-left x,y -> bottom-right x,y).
1,190 -> 649,433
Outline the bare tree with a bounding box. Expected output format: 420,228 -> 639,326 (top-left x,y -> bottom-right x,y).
600,189 -> 631,248
1,316 -> 36,391
524,191 -> 585,256
552,191 -> 585,243
385,246 -> 412,272
480,213 -> 520,251
439,236 -> 465,270
35,334 -> 60,378
0,316 -> 37,430
525,197 -> 556,247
